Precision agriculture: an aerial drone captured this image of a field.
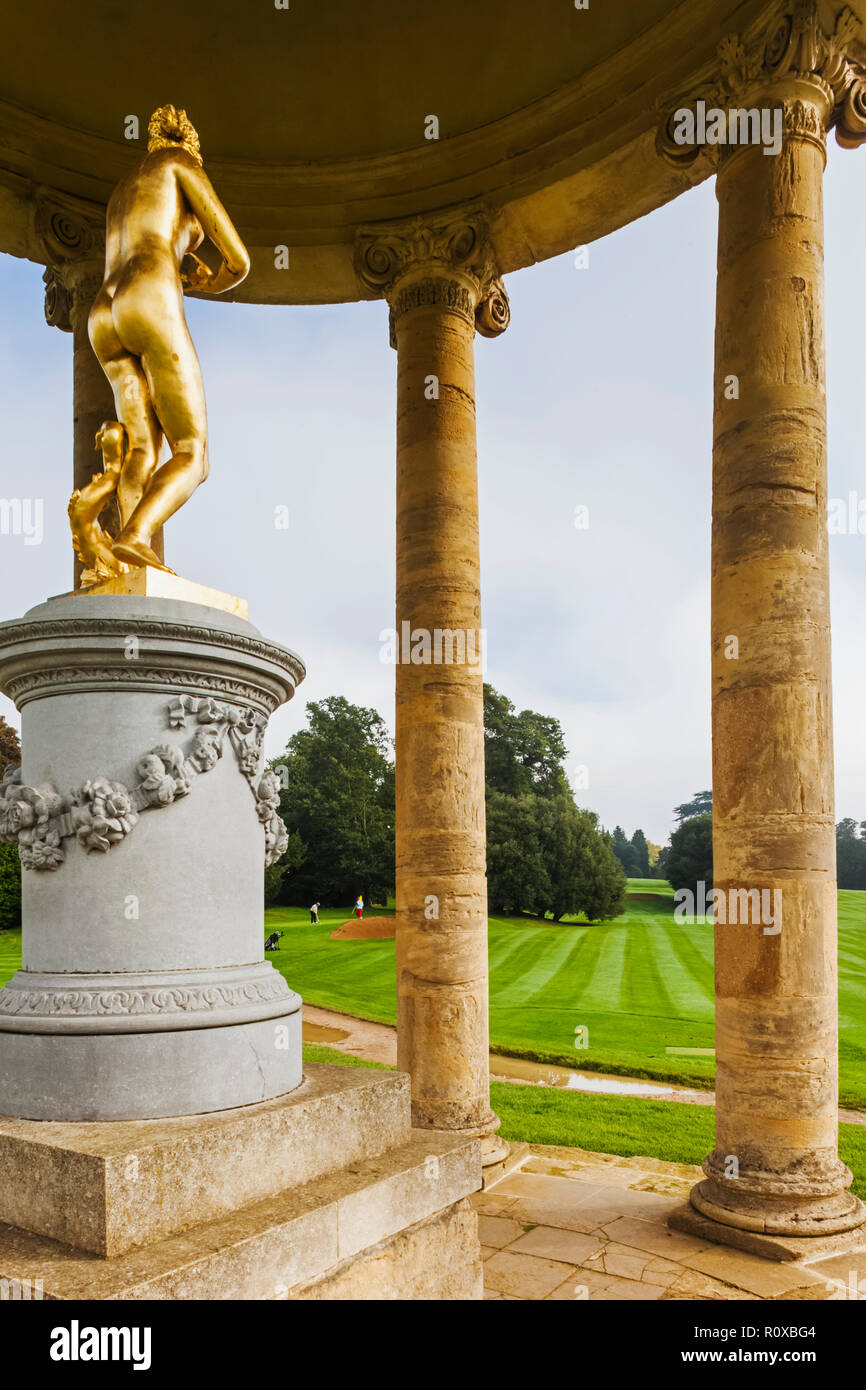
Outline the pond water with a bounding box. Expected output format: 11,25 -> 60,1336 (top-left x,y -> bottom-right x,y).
301,1014 -> 708,1103
303,1022 -> 351,1044
488,1052 -> 704,1100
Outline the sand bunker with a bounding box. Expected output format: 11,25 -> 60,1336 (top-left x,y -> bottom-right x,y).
330,916 -> 396,940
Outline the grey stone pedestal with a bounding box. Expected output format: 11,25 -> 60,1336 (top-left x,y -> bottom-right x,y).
0,594 -> 305,1121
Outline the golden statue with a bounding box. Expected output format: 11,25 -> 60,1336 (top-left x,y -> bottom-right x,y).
73,105 -> 250,582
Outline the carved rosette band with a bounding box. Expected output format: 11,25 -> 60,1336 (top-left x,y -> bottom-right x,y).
354,209 -> 510,343
0,695 -> 289,871
657,1 -> 866,167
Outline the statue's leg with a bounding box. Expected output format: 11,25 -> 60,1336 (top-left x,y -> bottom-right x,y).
105,361 -> 162,528
89,296 -> 163,529
113,312 -> 208,569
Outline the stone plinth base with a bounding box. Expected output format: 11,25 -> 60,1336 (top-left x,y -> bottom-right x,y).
670,1200 -> 866,1264
286,1200 -> 482,1300
0,1063 -> 483,1299
66,569 -> 249,620
0,1001 -> 301,1123
0,1064 -> 410,1256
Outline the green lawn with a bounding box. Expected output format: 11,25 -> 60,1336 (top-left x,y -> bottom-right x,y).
258,889 -> 866,1106
3,880 -> 866,1108
258,882 -> 866,1109
301,1041 -> 866,1203
0,928 -> 21,990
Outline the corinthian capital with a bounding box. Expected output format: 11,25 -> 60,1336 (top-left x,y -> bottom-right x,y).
657,1 -> 866,166
354,208 -> 510,341
42,260 -> 105,333
43,267 -> 72,332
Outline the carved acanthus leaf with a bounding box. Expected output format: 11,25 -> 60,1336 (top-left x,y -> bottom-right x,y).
34,191 -> 104,266
354,208 -> 510,339
43,268 -> 72,332
657,1 -> 866,163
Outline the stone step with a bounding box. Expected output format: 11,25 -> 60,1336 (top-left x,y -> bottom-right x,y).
0,1063 -> 410,1257
481,1140 -> 530,1190
0,1128 -> 481,1300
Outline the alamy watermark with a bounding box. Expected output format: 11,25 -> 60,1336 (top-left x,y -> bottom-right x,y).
380,622 -> 487,673
674,880 -> 782,935
0,1276 -> 43,1300
828,492 -> 866,534
0,498 -> 43,545
670,100 -> 782,157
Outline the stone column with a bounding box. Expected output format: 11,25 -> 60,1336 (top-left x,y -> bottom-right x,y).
45,259 -> 165,585
664,4 -> 866,1251
356,214 -> 510,1159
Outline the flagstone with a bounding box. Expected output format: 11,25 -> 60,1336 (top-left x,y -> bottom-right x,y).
508,1225 -> 606,1264
682,1247 -> 834,1298
599,1215 -> 713,1260
483,1249 -> 578,1299
477,1214 -> 524,1248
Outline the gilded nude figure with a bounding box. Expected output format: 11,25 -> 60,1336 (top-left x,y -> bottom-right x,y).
73,105 -> 249,580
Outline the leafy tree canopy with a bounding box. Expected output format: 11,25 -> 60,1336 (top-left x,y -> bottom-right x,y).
0,716 -> 20,775
0,719 -> 21,928
673,790 -> 713,823
483,685 -> 570,799
837,818 -> 866,890
271,696 -> 395,907
483,685 -> 624,922
486,792 -> 625,922
666,813 -> 713,897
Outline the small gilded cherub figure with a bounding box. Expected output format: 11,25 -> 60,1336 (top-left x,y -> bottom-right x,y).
73,104 -> 250,581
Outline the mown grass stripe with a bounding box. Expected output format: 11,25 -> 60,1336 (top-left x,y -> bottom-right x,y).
495,926 -> 584,1007
522,928 -> 590,1007
574,925 -> 626,1013
656,920 -> 715,1014
620,919 -> 676,1020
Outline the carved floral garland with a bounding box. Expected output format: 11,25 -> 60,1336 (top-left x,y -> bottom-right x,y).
0,696 -> 288,870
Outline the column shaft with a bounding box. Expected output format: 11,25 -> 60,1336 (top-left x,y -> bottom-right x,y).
393,282 -> 498,1139
697,87 -> 862,1235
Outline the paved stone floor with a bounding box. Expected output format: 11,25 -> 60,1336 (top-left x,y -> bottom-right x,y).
472,1146 -> 866,1301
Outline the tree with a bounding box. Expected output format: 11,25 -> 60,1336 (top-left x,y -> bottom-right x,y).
611,825 -> 638,876
674,790 -> 713,823
580,827 -> 628,923
837,819 -> 866,890
666,813 -> 713,897
482,685 -> 624,922
483,685 -> 569,799
264,830 -> 306,906
0,716 -> 20,775
0,717 -> 21,929
0,845 -> 22,930
486,791 -> 550,916
486,792 -> 625,922
630,828 -> 650,878
274,696 -> 394,906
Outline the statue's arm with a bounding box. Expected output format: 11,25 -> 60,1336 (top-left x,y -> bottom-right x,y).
176,161 -> 250,293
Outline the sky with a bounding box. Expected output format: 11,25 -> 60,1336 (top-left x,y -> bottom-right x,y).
1,140 -> 865,847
